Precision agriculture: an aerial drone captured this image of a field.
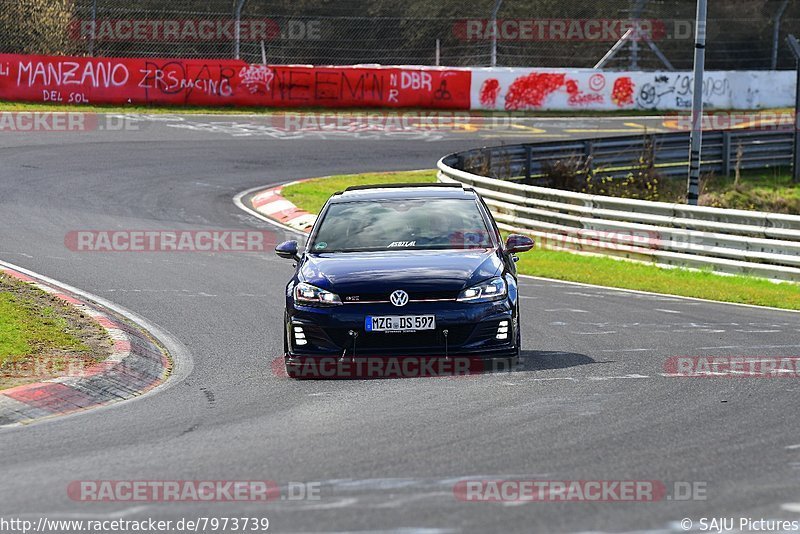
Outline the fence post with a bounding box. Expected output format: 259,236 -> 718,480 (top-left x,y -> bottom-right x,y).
490,0 -> 503,67
721,131 -> 731,177
233,0 -> 247,60
88,0 -> 97,56
524,145 -> 532,181
772,0 -> 790,69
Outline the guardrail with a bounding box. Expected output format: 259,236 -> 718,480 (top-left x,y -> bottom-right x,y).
437,129 -> 800,282
451,130 -> 795,182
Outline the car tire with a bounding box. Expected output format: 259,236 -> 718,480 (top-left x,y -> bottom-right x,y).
283,312 -> 290,355
510,306 -> 521,368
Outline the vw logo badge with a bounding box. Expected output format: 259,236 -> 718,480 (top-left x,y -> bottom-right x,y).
390,290 -> 409,307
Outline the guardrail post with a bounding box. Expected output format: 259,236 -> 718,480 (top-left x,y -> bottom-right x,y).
583,140 -> 594,177
686,0 -> 708,205
721,131 -> 731,177
525,145 -> 532,181
787,34 -> 800,183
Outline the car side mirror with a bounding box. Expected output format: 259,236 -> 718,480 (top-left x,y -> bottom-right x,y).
505,234 -> 535,254
275,240 -> 300,261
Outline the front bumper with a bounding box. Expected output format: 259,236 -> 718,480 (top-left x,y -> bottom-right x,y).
285,298 -> 517,360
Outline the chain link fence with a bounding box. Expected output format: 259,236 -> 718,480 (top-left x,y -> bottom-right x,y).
1,0 -> 797,69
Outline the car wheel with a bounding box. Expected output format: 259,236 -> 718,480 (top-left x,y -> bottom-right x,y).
512,306 -> 521,366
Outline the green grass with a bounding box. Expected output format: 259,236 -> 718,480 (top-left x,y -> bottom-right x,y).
0,292 -> 89,366
701,168 -> 800,214
517,249 -> 800,310
279,170 -> 800,311
281,170 -> 438,214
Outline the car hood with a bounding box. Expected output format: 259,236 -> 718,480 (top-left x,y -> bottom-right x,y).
299,249 -> 502,297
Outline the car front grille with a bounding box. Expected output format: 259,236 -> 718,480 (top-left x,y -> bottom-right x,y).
340,290 -> 458,303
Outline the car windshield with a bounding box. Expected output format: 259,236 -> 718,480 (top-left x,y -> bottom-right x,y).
310,198 -> 492,253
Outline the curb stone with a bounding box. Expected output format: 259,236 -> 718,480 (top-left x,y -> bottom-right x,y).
0,267 -> 171,427
249,180 -> 318,233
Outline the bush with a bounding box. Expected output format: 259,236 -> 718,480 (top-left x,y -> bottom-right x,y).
0,0 -> 77,56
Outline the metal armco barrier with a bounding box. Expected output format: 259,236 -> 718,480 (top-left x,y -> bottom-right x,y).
438,129 -> 800,282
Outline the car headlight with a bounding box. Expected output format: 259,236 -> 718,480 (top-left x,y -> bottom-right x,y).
294,282 -> 342,306
457,277 -> 507,302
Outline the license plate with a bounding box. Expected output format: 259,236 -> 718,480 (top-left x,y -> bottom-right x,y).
365,315 -> 436,332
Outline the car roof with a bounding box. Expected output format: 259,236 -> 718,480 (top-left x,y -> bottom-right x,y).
330,183 -> 477,203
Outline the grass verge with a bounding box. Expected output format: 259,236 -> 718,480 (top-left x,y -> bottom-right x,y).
282,170 -> 437,214
1,100 -> 790,117
279,170 -> 800,311
0,273 -> 111,390
701,168 -> 800,214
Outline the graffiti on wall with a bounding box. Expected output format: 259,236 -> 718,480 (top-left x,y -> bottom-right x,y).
470,69 -> 791,111
0,54 -> 472,109
0,54 -> 793,112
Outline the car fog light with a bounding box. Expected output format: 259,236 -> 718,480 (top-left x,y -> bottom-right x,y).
496,320 -> 510,340
294,325 -> 307,346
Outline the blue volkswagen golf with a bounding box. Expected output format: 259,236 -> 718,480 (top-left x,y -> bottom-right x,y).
274,183 -> 534,378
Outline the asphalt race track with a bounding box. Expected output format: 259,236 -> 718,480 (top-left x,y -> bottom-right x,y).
1,113 -> 799,533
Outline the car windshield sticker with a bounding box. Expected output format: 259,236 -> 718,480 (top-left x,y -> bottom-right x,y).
315,242 -> 328,250
388,241 -> 416,248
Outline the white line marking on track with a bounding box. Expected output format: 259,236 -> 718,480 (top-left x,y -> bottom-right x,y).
786,444 -> 800,450
782,503 -> 800,513
529,377 -> 578,382
654,309 -> 682,314
571,331 -> 618,335
564,291 -> 605,298
281,497 -> 360,510
588,374 -> 650,380
598,348 -> 653,352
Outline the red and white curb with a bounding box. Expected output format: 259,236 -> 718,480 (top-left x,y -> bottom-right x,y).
249,180 -> 317,233
0,267 -> 171,427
